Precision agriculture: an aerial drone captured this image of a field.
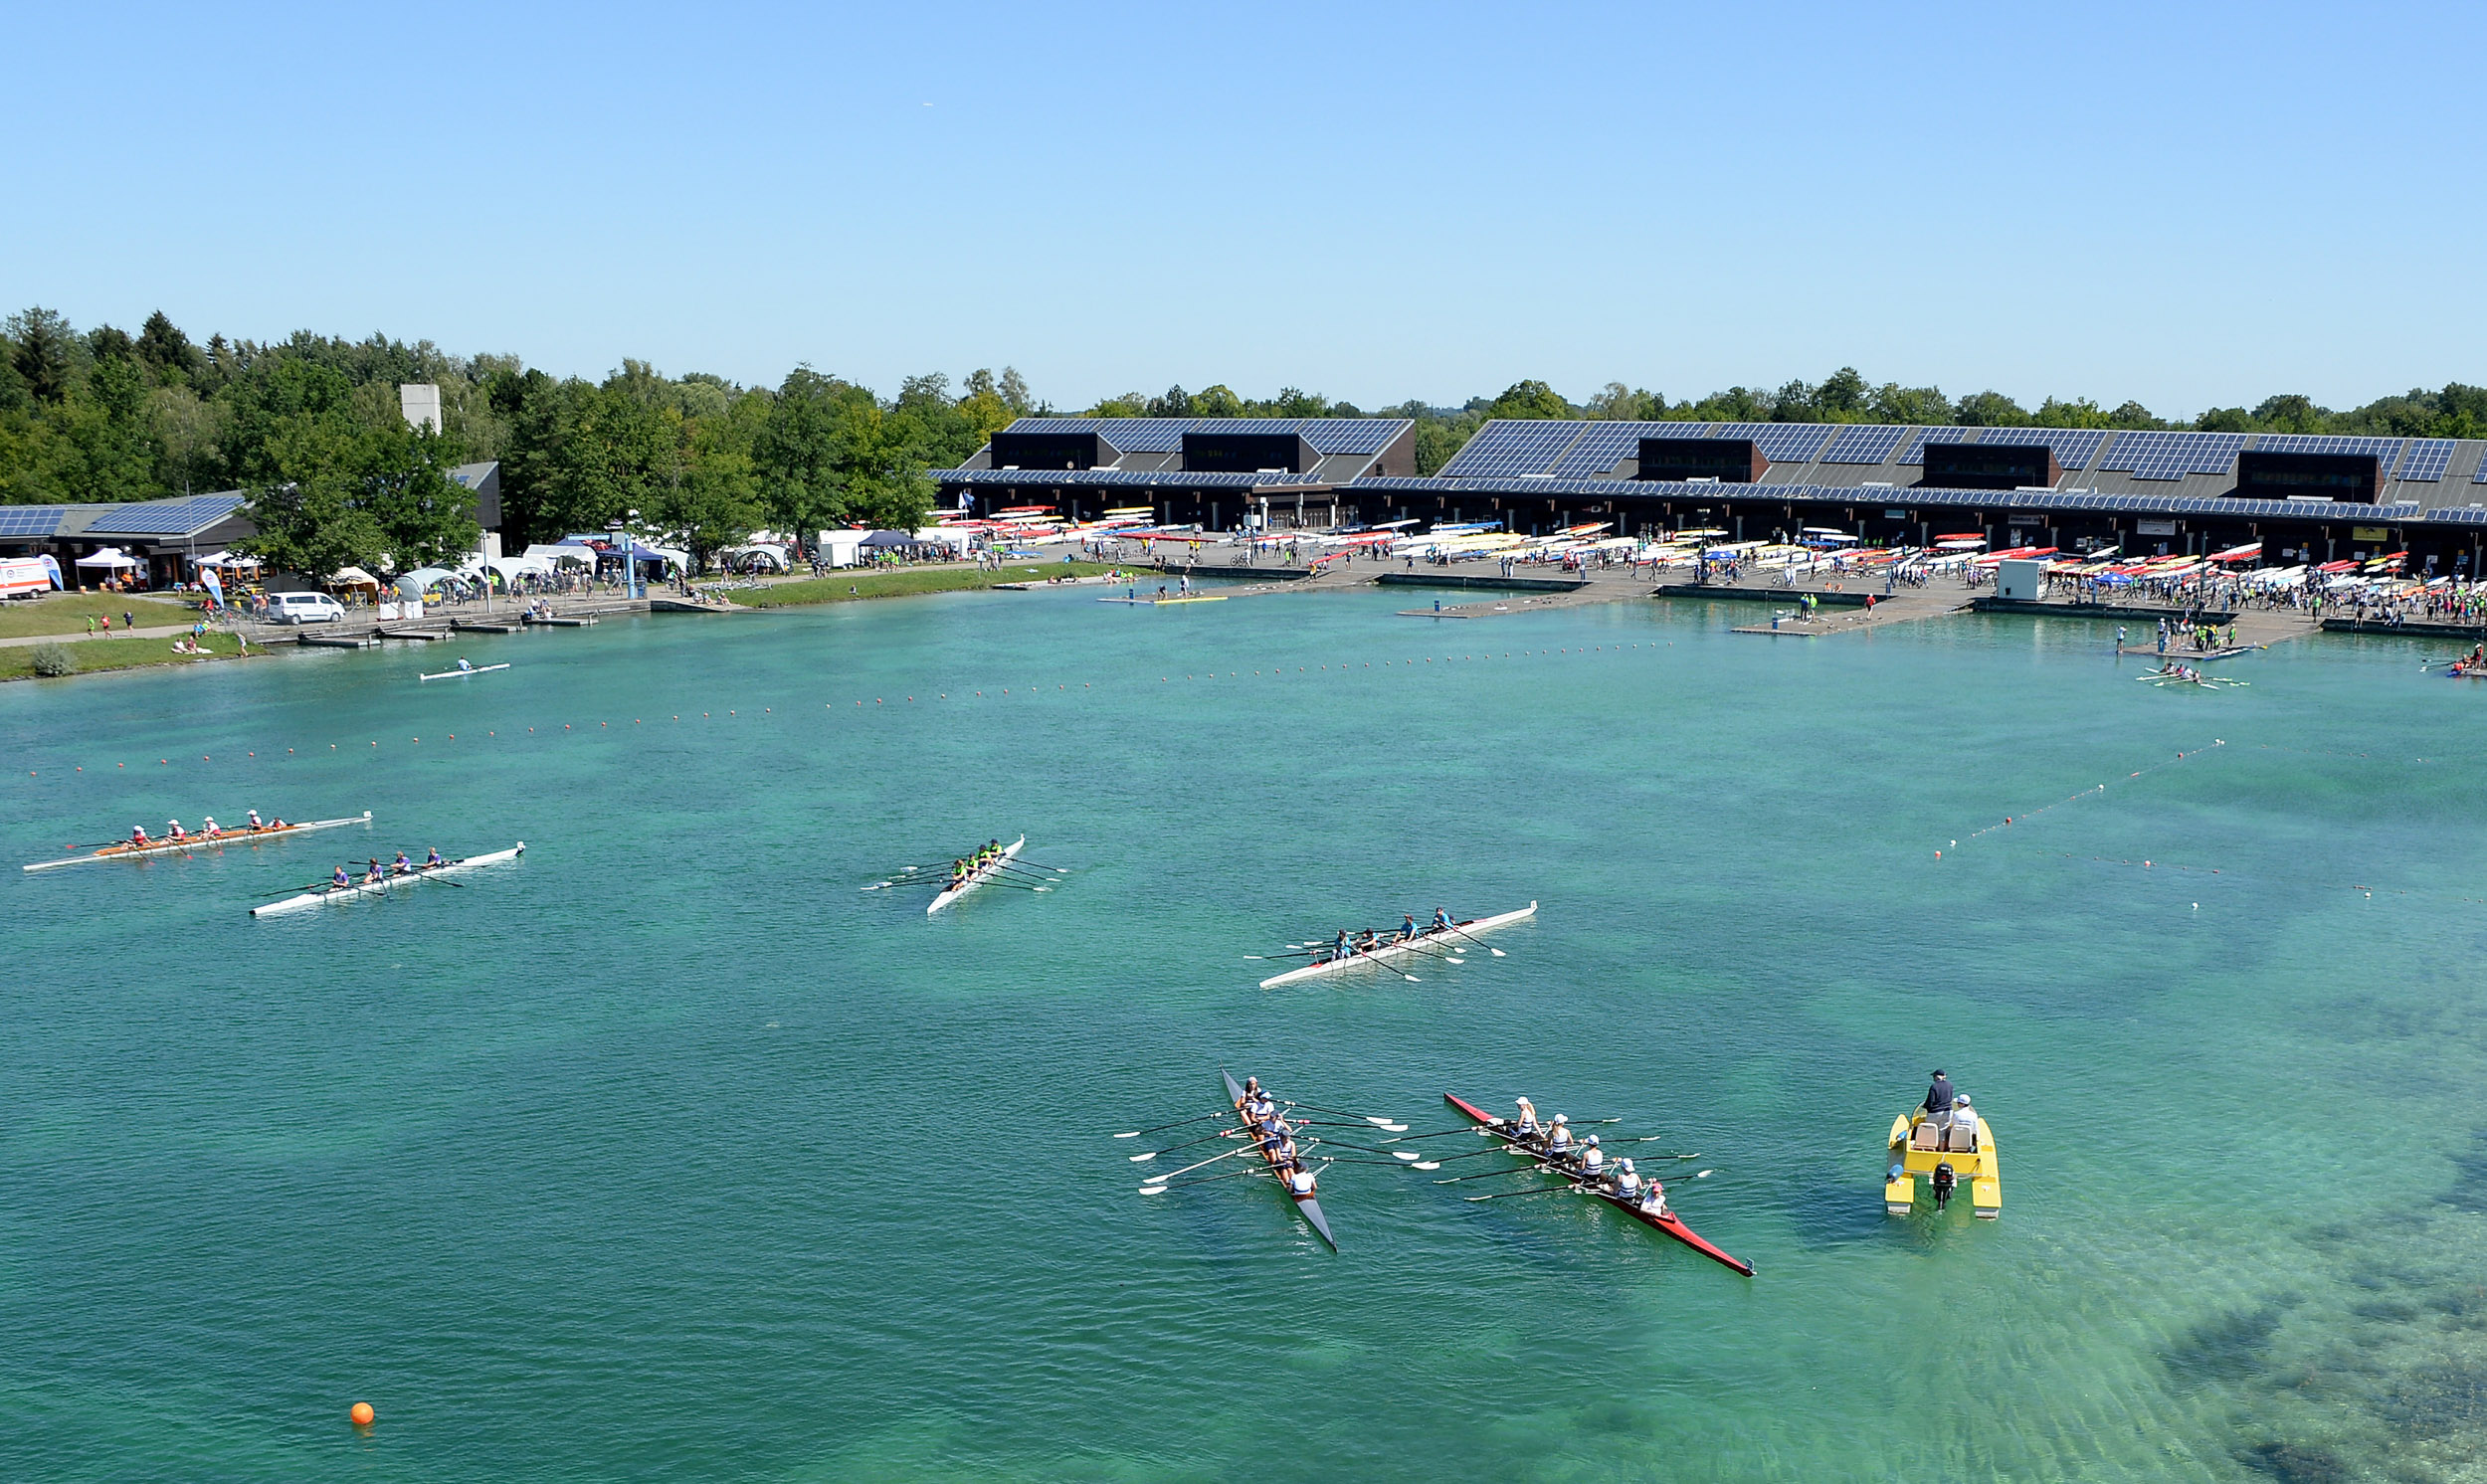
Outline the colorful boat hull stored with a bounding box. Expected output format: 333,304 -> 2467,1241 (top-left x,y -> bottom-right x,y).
927,835 -> 1024,914
23,813 -> 372,872
1258,902 -> 1537,988
1442,1092 -> 1754,1276
1224,1070 -> 1335,1250
250,843 -> 524,916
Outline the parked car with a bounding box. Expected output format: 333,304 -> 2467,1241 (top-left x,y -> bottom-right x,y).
268,592 -> 348,625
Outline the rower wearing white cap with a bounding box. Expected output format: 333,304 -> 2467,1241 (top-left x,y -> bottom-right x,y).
1242,1076 -> 1275,1124
1511,1097 -> 1542,1142
128,824 -> 151,845
1544,1114 -> 1574,1157
201,816 -> 222,838
165,819 -> 187,840
247,809 -> 265,832
1577,1134 -> 1605,1180
1612,1158 -> 1641,1201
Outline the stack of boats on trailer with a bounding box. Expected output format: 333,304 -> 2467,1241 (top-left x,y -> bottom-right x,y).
20,809 -> 522,917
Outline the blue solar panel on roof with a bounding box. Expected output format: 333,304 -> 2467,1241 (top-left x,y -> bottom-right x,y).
83,495 -> 247,536
2252,434 -> 2405,468
0,506 -> 70,537
2395,440 -> 2455,481
1818,426 -> 1908,464
2094,431 -> 2244,480
1436,421 -> 1587,478
1896,428 -> 1975,464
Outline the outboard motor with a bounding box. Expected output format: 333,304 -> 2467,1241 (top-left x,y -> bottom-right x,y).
1931,1162 -> 1957,1211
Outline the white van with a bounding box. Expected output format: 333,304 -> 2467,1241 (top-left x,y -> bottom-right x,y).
268,592 -> 347,625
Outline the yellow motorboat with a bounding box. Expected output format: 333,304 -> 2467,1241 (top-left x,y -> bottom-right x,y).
1884,1106 -> 2000,1219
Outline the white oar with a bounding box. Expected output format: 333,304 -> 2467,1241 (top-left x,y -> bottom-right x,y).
1438,922 -> 1507,957
1282,1101 -> 1405,1128
1112,1112 -> 1224,1140
1136,1144 -> 1248,1188
1128,1126 -> 1242,1162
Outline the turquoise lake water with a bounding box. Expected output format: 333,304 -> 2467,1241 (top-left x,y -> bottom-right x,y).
6,586 -> 2487,1482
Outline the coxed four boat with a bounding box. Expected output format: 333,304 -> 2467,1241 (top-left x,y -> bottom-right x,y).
927,835 -> 1024,914
1258,901 -> 1536,988
23,813 -> 372,873
1443,1092 -> 1754,1275
1224,1069 -> 1336,1249
251,843 -> 525,917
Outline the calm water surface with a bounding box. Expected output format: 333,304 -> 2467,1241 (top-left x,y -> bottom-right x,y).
4,588 -> 2484,1482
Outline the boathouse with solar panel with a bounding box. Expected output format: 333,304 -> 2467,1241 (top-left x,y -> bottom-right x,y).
1343,421 -> 2487,577
936,417 -> 1416,529
0,494 -> 259,588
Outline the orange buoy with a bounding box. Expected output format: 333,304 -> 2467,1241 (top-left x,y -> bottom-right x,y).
350,1402 -> 375,1426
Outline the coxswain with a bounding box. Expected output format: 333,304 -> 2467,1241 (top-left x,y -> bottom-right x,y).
425,847 -> 447,868
129,824 -> 152,846
1511,1097 -> 1542,1142
331,863 -> 351,888
1544,1114 -> 1574,1158
1433,906 -> 1452,933
1242,1078 -> 1275,1124
1577,1134 -> 1605,1180
1923,1070 -> 1956,1118
165,819 -> 187,840
391,851 -> 413,876
247,810 -> 265,832
1612,1158 -> 1640,1201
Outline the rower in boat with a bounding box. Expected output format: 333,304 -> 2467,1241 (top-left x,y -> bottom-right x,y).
946,858 -> 969,890
247,810 -> 266,832
1433,906 -> 1452,933
1400,913 -> 1420,942
1577,1134 -> 1605,1181
201,817 -> 222,838
1635,1175 -> 1668,1218
1241,1076 -> 1275,1124
390,851 -> 414,875
455,656 -> 474,673
1544,1113 -> 1574,1158
1612,1158 -> 1640,1201
1354,928 -> 1380,954
165,819 -> 188,841
330,863 -> 352,889
1511,1097 -> 1543,1143
425,846 -> 447,868
128,824 -> 152,846
1329,929 -> 1351,961
1278,1152 -> 1318,1199
362,858 -> 384,884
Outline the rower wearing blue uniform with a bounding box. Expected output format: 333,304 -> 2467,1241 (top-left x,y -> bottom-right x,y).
1433,906 -> 1452,933
1331,930 -> 1350,961
391,851 -> 413,875
362,858 -> 384,884
331,864 -> 351,888
456,656 -> 474,672
425,847 -> 446,868
1400,913 -> 1419,942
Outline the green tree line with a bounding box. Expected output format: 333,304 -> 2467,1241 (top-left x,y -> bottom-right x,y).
0,306 -> 1030,577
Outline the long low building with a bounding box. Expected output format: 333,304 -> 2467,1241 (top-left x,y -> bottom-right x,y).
937,419 -> 2487,576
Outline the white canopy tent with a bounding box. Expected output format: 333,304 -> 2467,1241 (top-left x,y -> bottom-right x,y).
330,566 -> 382,590
522,542 -> 600,568
75,548 -> 140,569
395,566 -> 460,601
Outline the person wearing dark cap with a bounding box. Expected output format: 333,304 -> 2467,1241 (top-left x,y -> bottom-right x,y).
1923,1070 -> 1956,1117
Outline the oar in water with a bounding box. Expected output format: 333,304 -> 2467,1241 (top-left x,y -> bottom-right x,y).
1280,1101 -> 1405,1127
1437,921 -> 1507,957
1136,1143 -> 1250,1187
1433,1164 -> 1552,1186
1112,1112 -> 1224,1140
1127,1126 -> 1243,1162
1137,1164 -> 1266,1195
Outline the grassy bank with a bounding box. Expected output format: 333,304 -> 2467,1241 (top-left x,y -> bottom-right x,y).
739,561 -> 1130,608
0,632 -> 264,681
0,593 -> 197,639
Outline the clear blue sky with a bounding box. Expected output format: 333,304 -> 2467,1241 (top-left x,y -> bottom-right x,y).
6,2 -> 2478,419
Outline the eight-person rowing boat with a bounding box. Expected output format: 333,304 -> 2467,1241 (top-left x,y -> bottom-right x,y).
927,835 -> 1025,914
1442,1091 -> 1754,1275
251,842 -> 524,916
1224,1070 -> 1337,1249
1258,901 -> 1536,988
23,812 -> 372,872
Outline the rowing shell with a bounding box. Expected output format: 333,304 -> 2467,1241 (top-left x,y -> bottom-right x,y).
1443,1092 -> 1754,1276
23,813 -> 372,872
250,843 -> 525,917
1259,902 -> 1537,989
420,662 -> 511,681
927,835 -> 1024,914
1224,1069 -> 1336,1249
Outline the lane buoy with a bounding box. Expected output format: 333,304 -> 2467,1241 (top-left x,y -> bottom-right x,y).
350,1402 -> 374,1426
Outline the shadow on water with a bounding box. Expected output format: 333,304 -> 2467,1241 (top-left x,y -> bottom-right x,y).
2164,1301 -> 2294,1388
